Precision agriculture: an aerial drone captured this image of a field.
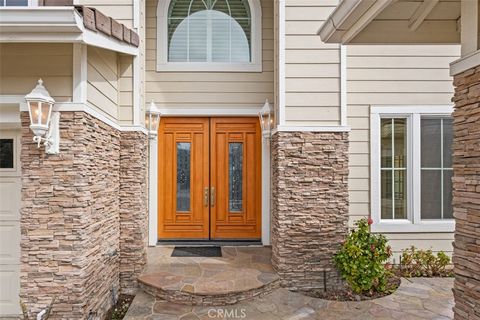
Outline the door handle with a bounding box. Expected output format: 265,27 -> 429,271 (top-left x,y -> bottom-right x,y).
210,187 -> 215,207
204,187 -> 209,207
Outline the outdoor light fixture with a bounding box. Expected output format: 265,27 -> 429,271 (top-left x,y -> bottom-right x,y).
258,99 -> 273,138
145,100 -> 161,139
25,79 -> 60,154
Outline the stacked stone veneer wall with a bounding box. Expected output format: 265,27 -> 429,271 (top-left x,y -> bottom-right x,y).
452,66 -> 480,319
271,131 -> 349,290
20,111 -> 147,319
119,131 -> 148,295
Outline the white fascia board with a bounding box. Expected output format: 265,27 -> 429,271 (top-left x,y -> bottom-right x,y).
0,7 -> 138,56
317,0 -> 363,42
82,27 -> 138,56
450,50 -> 480,76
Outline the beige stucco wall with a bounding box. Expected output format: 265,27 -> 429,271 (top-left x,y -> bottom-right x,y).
346,44 -> 461,258
284,0 -> 341,126
0,43 -> 73,102
144,0 -> 274,112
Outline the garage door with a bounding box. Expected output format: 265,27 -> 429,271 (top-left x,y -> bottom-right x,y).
0,130 -> 21,317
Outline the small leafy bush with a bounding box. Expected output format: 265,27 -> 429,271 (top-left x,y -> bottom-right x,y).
400,246 -> 451,277
334,218 -> 393,294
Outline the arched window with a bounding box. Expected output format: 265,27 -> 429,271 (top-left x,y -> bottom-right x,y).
157,0 -> 262,71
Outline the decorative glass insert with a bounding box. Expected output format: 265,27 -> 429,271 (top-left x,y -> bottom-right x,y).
229,142 -> 243,212
380,118 -> 407,219
168,0 -> 251,63
0,139 -> 14,169
421,118 -> 453,219
0,0 -> 29,6
176,142 -> 191,212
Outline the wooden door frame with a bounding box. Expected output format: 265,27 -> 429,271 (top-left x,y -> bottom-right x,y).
149,116 -> 271,244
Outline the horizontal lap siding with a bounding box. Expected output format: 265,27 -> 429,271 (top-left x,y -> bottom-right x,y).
87,47 -> 119,121
285,1 -> 341,126
118,54 -> 134,124
0,43 -> 72,102
346,44 -> 460,257
145,0 -> 274,112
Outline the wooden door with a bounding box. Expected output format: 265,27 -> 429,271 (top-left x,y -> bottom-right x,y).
210,118 -> 262,239
158,118 -> 210,239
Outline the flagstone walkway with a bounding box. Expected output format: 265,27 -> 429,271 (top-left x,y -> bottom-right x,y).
125,277 -> 454,320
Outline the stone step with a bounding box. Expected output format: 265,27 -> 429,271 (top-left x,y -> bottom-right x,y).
137,246 -> 280,306
138,271 -> 280,306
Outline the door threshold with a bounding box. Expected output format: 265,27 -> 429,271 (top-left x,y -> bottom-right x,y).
157,240 -> 263,247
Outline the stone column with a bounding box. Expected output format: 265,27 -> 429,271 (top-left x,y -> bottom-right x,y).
270,131 -> 349,290
119,131 -> 148,294
452,66 -> 480,319
20,111 -> 147,319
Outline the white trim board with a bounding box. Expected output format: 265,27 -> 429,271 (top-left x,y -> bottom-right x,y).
273,125 -> 351,133
158,107 -> 262,116
450,50 -> 480,76
278,0 -> 286,126
340,45 -> 347,126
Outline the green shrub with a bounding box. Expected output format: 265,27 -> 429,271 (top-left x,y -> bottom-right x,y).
334,218 -> 393,294
400,246 -> 450,277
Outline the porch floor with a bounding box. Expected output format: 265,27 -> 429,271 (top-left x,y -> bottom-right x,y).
137,246 -> 280,305
126,277 -> 454,320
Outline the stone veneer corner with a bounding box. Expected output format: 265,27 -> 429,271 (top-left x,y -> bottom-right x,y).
20,111 -> 148,319
451,65 -> 480,319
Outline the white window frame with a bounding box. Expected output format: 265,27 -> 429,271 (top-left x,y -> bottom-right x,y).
370,105 -> 455,233
0,0 -> 38,6
156,0 -> 262,72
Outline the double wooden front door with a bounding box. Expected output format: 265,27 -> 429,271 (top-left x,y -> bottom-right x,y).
158,117 -> 261,240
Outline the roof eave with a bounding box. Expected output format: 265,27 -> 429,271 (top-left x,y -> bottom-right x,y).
317,0 -> 364,43
0,7 -> 138,56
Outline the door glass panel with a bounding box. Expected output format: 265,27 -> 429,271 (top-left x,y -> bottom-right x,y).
176,142 -> 191,212
229,142 -> 243,212
0,139 -> 14,169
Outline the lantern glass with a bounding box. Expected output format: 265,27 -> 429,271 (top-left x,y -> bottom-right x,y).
29,101 -> 40,126
145,113 -> 160,136
40,102 -> 51,126
151,114 -> 159,133
145,113 -> 150,129
258,100 -> 272,137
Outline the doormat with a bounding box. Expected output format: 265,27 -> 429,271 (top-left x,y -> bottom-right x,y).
172,246 -> 222,257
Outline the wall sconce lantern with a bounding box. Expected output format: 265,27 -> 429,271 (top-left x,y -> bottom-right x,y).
258,99 -> 273,138
145,100 -> 161,139
25,79 -> 60,154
